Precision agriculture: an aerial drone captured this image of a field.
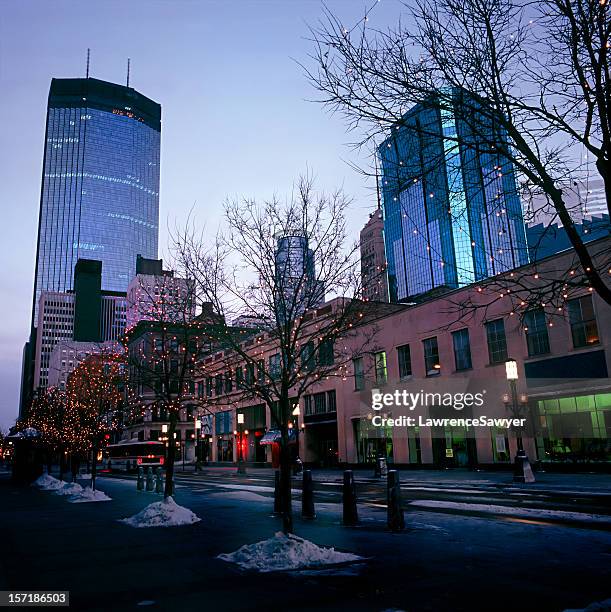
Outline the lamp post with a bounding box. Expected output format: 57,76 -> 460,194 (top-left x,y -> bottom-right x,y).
505,358 -> 535,483
236,413 -> 246,474
195,416 -> 202,472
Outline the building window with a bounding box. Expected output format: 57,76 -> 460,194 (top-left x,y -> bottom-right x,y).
269,353 -> 281,380
353,357 -> 365,390
524,309 -> 550,356
235,366 -> 244,388
206,377 -> 213,397
568,295 -> 599,348
300,341 -> 315,372
197,381 -> 204,399
257,359 -> 265,383
423,337 -> 440,376
452,329 -> 472,371
374,351 -> 387,384
318,339 -> 334,366
246,363 -> 255,385
215,375 -> 223,395
397,344 -> 412,379
486,319 -> 508,364
304,390 -> 337,415
224,371 -> 233,393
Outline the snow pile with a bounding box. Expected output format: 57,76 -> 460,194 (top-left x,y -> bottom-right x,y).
32,474 -> 64,491
54,482 -> 84,496
77,473 -> 92,480
68,486 -> 112,503
119,497 -> 201,528
218,532 -> 363,572
563,599 -> 611,612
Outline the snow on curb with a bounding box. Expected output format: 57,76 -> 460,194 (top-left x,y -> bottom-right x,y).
409,499 -> 611,524
32,474 -> 64,491
54,482 -> 84,497
218,532 -> 363,573
67,486 -> 112,503
119,497 -> 201,528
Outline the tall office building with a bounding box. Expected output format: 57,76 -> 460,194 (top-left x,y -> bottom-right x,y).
21,76 -> 161,415
31,77 -> 161,323
275,233 -> 324,322
360,211 -> 389,302
379,88 -> 529,302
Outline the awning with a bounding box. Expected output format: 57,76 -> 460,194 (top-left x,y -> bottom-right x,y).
259,429 -> 297,445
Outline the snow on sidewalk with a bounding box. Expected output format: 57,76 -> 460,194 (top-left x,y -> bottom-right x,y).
67,486 -> 112,503
119,497 -> 201,528
410,499 -> 611,524
32,474 -> 64,491
218,532 -> 363,573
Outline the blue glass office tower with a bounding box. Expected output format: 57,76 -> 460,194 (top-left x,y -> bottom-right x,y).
379,89 -> 528,302
31,77 -> 161,324
20,77 -> 160,416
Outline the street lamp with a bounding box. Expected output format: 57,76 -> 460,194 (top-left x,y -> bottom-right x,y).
195,417 -> 202,471
237,413 -> 246,474
505,358 -> 535,483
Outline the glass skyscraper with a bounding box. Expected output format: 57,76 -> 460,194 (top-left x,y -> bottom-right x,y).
379,89 -> 528,302
31,77 -> 161,324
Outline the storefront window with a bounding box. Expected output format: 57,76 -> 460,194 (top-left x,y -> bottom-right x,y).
535,392 -> 611,462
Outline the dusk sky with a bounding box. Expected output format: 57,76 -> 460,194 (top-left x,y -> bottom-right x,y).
0,1 -> 403,429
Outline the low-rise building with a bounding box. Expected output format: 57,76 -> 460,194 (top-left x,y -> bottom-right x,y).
196,237 -> 611,469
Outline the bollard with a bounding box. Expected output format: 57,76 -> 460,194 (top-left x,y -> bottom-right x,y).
146,466 -> 155,491
155,468 -> 164,494
301,469 -> 316,519
387,470 -> 405,532
137,466 -> 144,491
273,470 -> 282,515
342,470 -> 359,526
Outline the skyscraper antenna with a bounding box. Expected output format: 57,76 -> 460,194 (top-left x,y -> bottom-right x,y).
126,58 -> 131,87
86,48 -> 90,78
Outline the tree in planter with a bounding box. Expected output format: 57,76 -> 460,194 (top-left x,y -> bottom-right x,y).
305,0 -> 611,314
173,176 -> 389,533
65,351 -> 126,490
123,270 -> 218,498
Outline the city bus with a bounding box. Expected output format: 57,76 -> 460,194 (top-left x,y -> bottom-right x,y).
102,440 -> 165,472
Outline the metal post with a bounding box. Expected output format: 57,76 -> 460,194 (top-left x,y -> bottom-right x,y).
342,470 -> 359,526
387,470 -> 405,531
301,469 -> 316,519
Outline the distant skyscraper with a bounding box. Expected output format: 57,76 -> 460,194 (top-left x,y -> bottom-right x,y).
31,77 -> 161,324
360,210 -> 389,303
21,76 -> 160,415
379,88 -> 529,302
275,233 -> 324,321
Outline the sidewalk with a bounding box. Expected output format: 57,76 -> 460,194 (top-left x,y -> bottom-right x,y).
1,471 -> 610,612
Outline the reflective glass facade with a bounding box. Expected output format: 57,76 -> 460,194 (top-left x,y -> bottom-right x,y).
32,78 -> 161,323
379,89 -> 528,302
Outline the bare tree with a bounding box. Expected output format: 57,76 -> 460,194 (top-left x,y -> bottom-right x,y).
173,176 -> 391,533
305,0 -> 611,312
123,270 -> 219,498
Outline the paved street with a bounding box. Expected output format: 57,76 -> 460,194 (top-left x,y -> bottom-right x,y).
1,468 -> 610,612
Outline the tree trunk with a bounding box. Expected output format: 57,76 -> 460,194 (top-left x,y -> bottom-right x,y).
164,411 -> 178,498
279,435 -> 293,534
91,445 -> 97,491
58,448 -> 65,482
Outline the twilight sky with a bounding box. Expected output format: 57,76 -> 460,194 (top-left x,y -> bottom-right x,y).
0,0 -> 402,429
